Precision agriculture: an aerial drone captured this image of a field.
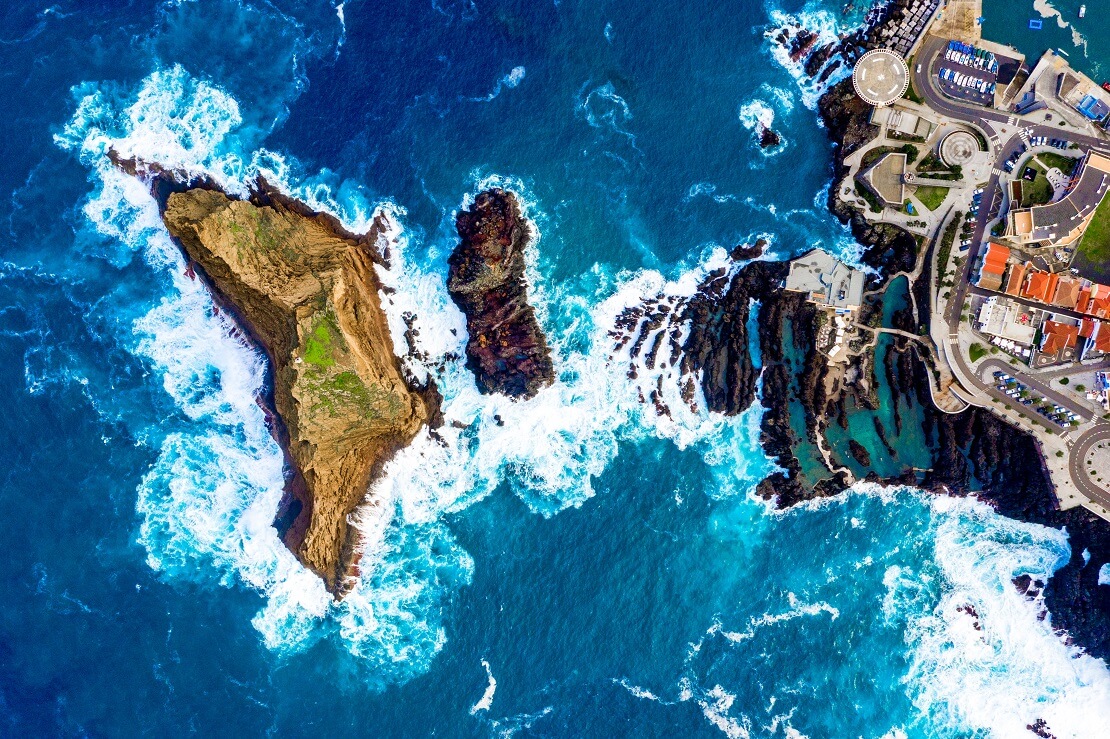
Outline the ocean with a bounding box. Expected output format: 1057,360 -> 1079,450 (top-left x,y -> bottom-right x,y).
2,0 -> 1110,736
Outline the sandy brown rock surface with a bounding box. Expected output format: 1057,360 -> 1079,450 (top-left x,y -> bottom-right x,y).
162,187 -> 433,596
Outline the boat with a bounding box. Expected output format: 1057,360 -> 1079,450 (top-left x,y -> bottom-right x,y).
1079,4 -> 1086,18
1103,81 -> 1110,92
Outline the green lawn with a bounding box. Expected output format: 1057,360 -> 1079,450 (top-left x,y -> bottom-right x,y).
1078,192 -> 1110,265
1021,173 -> 1054,207
1038,152 -> 1080,173
969,343 -> 987,363
915,186 -> 949,212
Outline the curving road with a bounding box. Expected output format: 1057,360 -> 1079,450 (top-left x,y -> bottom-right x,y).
977,358 -> 1093,422
1071,425 -> 1110,510
906,35 -> 1110,507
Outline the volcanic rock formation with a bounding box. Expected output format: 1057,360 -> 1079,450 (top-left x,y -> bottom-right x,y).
447,189 -> 554,399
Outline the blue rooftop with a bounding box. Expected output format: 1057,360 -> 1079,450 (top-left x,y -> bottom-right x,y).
1078,94 -> 1110,121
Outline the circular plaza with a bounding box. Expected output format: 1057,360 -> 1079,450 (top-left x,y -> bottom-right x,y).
940,130 -> 981,167
852,49 -> 910,107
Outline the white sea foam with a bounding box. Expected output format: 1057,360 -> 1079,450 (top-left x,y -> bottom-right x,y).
698,685 -> 752,739
1033,0 -> 1089,53
470,66 -> 526,102
57,64 -> 782,677
764,6 -> 854,110
901,494 -> 1110,737
470,659 -> 498,714
1100,563 -> 1110,586
714,594 -> 839,643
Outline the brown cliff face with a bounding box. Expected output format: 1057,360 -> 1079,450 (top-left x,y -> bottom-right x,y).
161,188 -> 432,597
447,189 -> 554,399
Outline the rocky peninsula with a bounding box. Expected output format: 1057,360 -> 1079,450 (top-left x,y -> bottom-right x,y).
159,182 -> 437,597
760,0 -> 1110,661
448,188 -> 554,399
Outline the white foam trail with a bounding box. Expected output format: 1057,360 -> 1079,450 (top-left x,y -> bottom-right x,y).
470,659 -> 498,714
1100,563 -> 1110,586
900,494 -> 1110,737
698,685 -> 752,739
469,66 -> 526,102
1033,0 -> 1089,53
714,594 -> 839,643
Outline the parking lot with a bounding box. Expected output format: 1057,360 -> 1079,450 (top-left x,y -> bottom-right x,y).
934,40 -> 1021,108
989,371 -> 1085,428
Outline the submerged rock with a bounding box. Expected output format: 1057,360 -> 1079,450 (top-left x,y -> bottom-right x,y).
161,186 -> 436,597
448,188 -> 554,399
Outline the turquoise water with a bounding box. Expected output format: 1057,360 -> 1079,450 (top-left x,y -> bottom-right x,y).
2,0 -> 1110,736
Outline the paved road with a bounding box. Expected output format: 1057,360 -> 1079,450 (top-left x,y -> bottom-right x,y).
1071,425 -> 1110,510
907,36 -> 1110,505
1034,358 -> 1110,379
977,357 -> 1093,423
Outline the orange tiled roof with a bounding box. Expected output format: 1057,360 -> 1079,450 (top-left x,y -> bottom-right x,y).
1004,262 -> 1028,296
1096,323 -> 1110,354
1052,277 -> 1081,309
1077,287 -> 1092,314
1041,320 -> 1080,354
1090,295 -> 1110,320
982,243 -> 1009,276
1080,318 -> 1097,339
1023,271 -> 1059,303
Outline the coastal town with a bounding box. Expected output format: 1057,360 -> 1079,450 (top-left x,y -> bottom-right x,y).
800,0 -> 1110,520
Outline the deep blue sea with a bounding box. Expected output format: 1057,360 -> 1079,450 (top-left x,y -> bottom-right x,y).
4,0 -> 1110,736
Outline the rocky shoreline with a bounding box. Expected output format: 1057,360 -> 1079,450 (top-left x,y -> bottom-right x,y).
760,3 -> 1110,660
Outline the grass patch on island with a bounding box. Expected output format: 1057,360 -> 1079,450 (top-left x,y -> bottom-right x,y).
915,186 -> 949,212
303,311 -> 341,368
969,343 -> 987,363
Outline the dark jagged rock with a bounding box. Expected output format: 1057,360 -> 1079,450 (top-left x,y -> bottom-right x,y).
729,238 -> 766,262
848,439 -> 871,467
448,189 -> 554,399
759,127 -> 782,149
678,260 -> 787,416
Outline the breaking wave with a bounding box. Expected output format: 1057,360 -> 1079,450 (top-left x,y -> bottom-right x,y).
56,64 -> 774,680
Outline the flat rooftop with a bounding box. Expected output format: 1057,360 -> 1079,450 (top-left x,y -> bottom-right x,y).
1013,151 -> 1110,245
785,249 -> 866,312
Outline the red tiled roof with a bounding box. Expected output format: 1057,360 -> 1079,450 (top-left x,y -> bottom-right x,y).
1090,295 -> 1110,320
1023,271 -> 1058,303
1041,320 -> 1080,354
1077,288 -> 1092,314
1080,318 -> 1097,339
1005,262 -> 1028,296
1052,277 -> 1081,309
1096,323 -> 1110,354
982,243 -> 1009,276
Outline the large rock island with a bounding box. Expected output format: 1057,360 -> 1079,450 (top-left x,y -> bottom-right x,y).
161,186 -> 436,597
448,189 -> 554,399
